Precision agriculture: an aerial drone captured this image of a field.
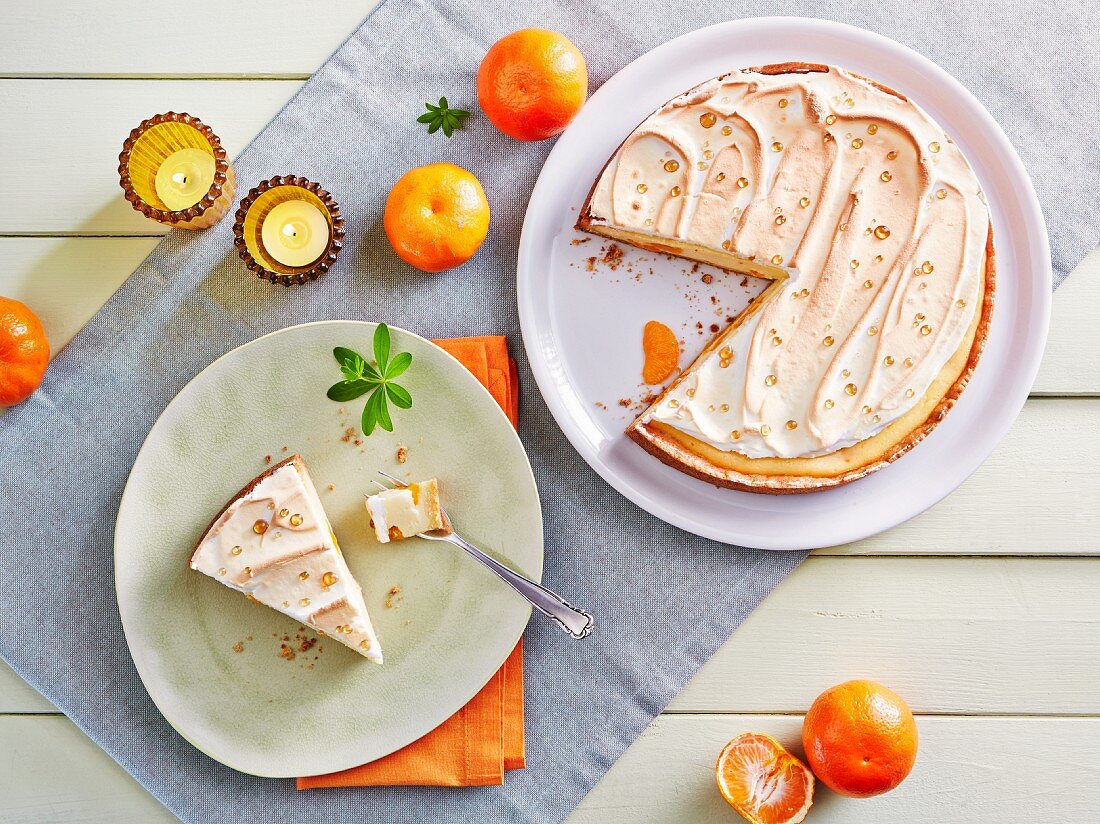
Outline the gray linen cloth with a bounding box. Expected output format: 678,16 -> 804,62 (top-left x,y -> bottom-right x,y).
1,0 -> 1096,821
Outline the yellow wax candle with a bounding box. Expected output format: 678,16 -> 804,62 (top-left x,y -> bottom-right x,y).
154,148 -> 216,211
261,200 -> 331,268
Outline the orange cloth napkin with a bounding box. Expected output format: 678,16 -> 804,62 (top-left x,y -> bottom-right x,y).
297,336 -> 524,789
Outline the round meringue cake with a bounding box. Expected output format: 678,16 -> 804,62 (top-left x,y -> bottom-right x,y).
577,63 -> 995,493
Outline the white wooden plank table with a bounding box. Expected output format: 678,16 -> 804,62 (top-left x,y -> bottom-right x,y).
2,4 -> 1098,821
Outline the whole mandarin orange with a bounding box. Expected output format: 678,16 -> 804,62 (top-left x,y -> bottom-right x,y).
383,162 -> 490,273
477,28 -> 587,141
0,296 -> 49,407
801,680 -> 918,798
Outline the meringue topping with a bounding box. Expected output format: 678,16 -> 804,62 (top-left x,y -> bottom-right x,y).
584,66 -> 989,458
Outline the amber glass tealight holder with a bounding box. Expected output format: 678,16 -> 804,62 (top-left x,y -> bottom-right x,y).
233,176 -> 345,287
118,112 -> 235,230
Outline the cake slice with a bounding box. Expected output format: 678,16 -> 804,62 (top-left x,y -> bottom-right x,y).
190,454 -> 383,663
365,479 -> 444,543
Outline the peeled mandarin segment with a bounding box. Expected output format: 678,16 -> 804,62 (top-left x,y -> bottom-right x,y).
641,320 -> 679,384
716,733 -> 814,824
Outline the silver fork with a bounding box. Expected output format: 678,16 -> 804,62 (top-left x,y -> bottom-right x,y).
374,472 -> 594,639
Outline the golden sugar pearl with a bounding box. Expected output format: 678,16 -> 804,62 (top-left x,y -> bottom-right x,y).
864,279 -> 874,289
243,566 -> 253,577
252,519 -> 268,535
669,185 -> 681,197
696,161 -> 707,171
322,571 -> 338,589
289,513 -> 304,527
704,149 -> 714,160
644,218 -> 654,226
874,225 -> 891,240
824,399 -> 835,409
850,259 -> 860,270
919,282 -> 928,290
799,288 -> 810,298
868,326 -> 879,336
880,171 -> 893,182
772,141 -> 784,152
760,424 -> 772,436
765,374 -> 778,387
844,383 -> 858,396
218,567 -> 227,576
699,112 -> 718,128
278,508 -> 289,518
929,141 -> 941,153
864,227 -> 873,236
664,159 -> 680,173
799,196 -> 810,208
636,183 -> 648,194
786,420 -> 798,430
844,98 -> 855,108
887,150 -> 898,160
668,399 -> 679,408
921,260 -> 934,274
867,123 -> 879,134
721,125 -> 733,136
721,239 -> 732,250
720,346 -> 733,359
720,403 -> 730,413
823,132 -> 834,143
229,547 -> 243,559
771,255 -> 784,265
731,429 -> 742,440
360,639 -> 372,651
775,215 -> 786,226
920,324 -> 932,336
299,571 -> 310,581
874,254 -> 884,264
915,312 -> 926,322
842,369 -> 851,378
715,172 -> 726,182
862,405 -> 872,415
936,188 -> 948,199
956,299 -> 967,308
825,114 -> 837,125
851,138 -> 864,149
772,335 -> 783,346
299,598 -> 311,607
905,388 -> 916,398
884,355 -> 895,366
904,357 -> 914,367
736,177 -> 749,189
823,335 -> 835,347
773,206 -> 783,215
686,388 -> 696,398
778,98 -> 789,108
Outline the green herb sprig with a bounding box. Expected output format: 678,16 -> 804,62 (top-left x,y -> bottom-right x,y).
416,97 -> 471,137
327,324 -> 413,435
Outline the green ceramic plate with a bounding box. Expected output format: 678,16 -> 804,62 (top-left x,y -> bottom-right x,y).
115,321 -> 542,778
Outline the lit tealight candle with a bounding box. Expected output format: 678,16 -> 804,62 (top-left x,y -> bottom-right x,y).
260,200 -> 331,268
154,148 -> 216,211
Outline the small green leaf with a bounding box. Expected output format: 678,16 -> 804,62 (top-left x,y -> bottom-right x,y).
385,351 -> 412,379
327,380 -> 373,402
442,120 -> 454,137
386,382 -> 413,409
427,119 -> 441,134
361,390 -> 379,435
373,324 -> 391,373
376,389 -> 394,432
334,346 -> 364,367
439,96 -> 448,108
416,112 -> 437,123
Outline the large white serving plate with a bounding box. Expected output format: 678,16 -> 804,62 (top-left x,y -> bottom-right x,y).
517,17 -> 1051,550
115,321 -> 542,777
